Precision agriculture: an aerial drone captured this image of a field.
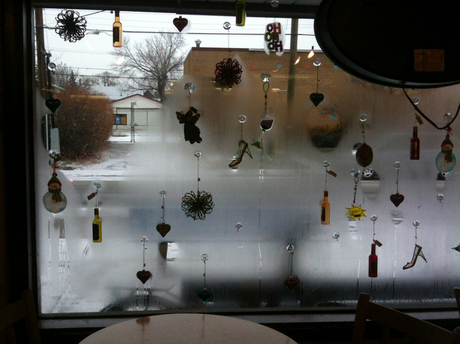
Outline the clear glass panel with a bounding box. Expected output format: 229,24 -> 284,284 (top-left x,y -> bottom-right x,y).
35,8 -> 460,315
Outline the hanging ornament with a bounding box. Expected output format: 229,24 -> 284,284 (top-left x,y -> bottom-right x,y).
229,115 -> 252,169
437,193 -> 444,203
214,58 -> 243,89
310,58 -> 324,107
435,129 -> 456,174
332,232 -> 340,241
235,222 -> 243,232
252,74 -> 274,149
263,21 -> 284,56
321,161 -> 337,225
113,10 -> 123,47
136,237 -> 151,310
368,215 -> 382,278
346,168 -> 366,220
54,9 -> 87,42
43,150 -> 67,214
235,0 -> 246,26
181,151 -> 215,220
45,98 -> 61,113
284,245 -> 300,291
410,124 -> 420,160
87,182 -> 102,243
173,16 -> 188,32
452,243 -> 460,252
136,237 -> 152,284
390,161 -> 405,207
156,190 -> 171,237
355,114 -> 373,167
403,220 -> 427,270
176,106 -> 202,144
197,254 -> 213,303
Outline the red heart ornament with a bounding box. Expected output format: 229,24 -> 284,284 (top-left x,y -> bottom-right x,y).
310,93 -> 324,107
136,269 -> 152,284
173,16 -> 188,32
156,223 -> 171,237
390,193 -> 405,207
284,276 -> 300,291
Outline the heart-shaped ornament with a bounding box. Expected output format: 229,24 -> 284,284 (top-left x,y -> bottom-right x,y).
136,269 -> 152,284
390,193 -> 405,207
284,276 -> 300,291
197,288 -> 213,303
45,98 -> 62,113
156,223 -> 171,237
310,93 -> 324,107
173,16 -> 188,32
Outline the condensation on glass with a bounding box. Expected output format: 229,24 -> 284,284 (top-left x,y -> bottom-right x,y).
34,9 -> 460,315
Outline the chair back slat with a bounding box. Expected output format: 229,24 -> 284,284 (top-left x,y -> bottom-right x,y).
352,293 -> 460,344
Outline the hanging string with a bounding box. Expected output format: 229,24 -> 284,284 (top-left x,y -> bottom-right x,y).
160,193 -> 166,223
263,79 -> 269,116
203,259 -> 207,288
396,168 -> 400,194
353,173 -> 360,205
403,86 -> 460,130
316,66 -> 319,93
324,167 -> 328,192
196,153 -> 201,192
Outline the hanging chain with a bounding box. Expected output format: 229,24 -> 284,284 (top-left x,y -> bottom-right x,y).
396,168 -> 399,193
353,174 -> 360,204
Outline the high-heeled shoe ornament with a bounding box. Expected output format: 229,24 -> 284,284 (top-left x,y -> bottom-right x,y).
229,140 -> 252,169
403,220 -> 427,270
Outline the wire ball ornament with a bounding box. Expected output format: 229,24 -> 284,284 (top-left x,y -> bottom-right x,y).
55,9 -> 87,42
181,151 -> 215,220
214,58 -> 243,89
181,190 -> 215,220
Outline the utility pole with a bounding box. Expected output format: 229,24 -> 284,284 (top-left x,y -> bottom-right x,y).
35,8 -> 49,99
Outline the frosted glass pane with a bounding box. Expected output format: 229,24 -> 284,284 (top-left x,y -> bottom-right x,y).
35,9 -> 460,315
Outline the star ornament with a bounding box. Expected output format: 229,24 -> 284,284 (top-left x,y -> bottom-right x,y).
346,204 -> 367,220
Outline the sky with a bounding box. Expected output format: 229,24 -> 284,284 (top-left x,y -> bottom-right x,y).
39,8 -> 318,78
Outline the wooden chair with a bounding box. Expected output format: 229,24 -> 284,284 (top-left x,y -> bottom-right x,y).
455,287 -> 460,317
352,293 -> 460,344
0,290 -> 41,344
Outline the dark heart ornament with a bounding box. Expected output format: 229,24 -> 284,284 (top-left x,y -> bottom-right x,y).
45,98 -> 62,113
356,142 -> 373,167
136,269 -> 152,284
197,288 -> 213,303
156,223 -> 171,237
390,193 -> 405,207
173,16 -> 188,32
310,93 -> 324,107
284,276 -> 300,291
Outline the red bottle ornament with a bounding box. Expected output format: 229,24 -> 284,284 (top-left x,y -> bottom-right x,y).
368,243 -> 378,278
410,126 -> 420,160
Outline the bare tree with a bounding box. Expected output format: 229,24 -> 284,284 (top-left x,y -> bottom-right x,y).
113,33 -> 186,102
97,71 -> 118,87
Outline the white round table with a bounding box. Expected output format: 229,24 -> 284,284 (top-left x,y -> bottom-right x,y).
80,313 -> 298,344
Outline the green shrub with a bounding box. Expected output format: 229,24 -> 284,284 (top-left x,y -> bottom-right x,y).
54,89 -> 113,160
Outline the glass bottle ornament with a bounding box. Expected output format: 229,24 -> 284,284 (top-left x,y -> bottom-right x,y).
410,126 -> 420,160
368,242 -> 378,278
92,208 -> 102,243
321,191 -> 330,225
113,10 -> 122,47
435,134 -> 456,174
43,173 -> 67,214
235,0 -> 246,26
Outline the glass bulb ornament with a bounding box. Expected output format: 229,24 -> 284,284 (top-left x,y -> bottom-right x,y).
238,115 -> 247,123
271,0 -> 280,7
43,173 -> 67,213
313,58 -> 322,67
437,193 -> 444,203
435,135 -> 456,174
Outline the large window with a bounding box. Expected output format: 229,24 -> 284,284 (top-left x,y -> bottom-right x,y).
35,8 -> 460,316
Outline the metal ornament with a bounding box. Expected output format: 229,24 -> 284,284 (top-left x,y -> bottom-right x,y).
55,9 -> 87,42
390,161 -> 405,207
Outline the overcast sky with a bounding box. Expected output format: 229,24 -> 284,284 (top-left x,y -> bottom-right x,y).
40,8 -> 318,77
